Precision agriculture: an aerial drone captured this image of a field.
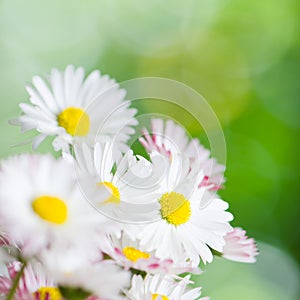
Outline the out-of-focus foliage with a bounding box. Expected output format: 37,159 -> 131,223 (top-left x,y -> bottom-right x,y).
0,1 -> 299,299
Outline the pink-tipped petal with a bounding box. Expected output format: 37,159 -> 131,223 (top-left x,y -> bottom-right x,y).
222,227 -> 259,263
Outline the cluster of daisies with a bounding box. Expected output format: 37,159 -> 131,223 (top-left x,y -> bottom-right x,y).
0,66 -> 258,300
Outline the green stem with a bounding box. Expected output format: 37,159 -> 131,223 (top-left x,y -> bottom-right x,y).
6,261 -> 27,300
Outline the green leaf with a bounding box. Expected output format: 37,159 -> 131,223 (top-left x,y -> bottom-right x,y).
59,286 -> 91,300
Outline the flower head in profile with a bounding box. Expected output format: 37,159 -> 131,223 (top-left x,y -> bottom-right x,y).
102,232 -> 198,275
0,154 -> 110,257
126,274 -> 208,300
12,65 -> 137,153
73,142 -> 161,223
222,227 -> 258,263
140,118 -> 225,190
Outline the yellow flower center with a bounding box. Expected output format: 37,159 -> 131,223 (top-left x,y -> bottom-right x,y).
98,181 -> 120,204
123,247 -> 150,262
159,192 -> 191,226
152,294 -> 169,300
33,287 -> 62,300
32,196 -> 67,224
57,107 -> 90,136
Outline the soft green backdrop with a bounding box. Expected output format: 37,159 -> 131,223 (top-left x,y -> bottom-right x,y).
0,1 -> 299,299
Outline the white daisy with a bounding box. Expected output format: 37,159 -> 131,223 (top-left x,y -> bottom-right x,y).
73,142 -> 161,223
0,154 -> 110,257
126,274 -> 207,300
11,65 -> 137,153
102,232 -> 198,275
222,227 -> 259,263
140,118 -> 225,190
132,153 -> 233,266
0,261 -> 61,300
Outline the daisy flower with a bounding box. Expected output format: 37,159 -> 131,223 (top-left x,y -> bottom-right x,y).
73,142 -> 161,223
0,261 -> 62,300
0,154 -> 111,257
132,153 -> 233,266
139,118 -> 225,190
102,232 -> 198,275
126,274 -> 207,300
222,227 -> 258,263
11,65 -> 137,153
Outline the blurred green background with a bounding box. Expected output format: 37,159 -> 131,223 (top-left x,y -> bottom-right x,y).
0,1 -> 299,299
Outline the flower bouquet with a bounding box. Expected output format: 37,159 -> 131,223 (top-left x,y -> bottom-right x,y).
0,66 -> 258,300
